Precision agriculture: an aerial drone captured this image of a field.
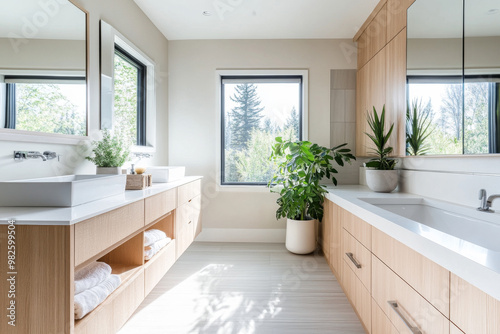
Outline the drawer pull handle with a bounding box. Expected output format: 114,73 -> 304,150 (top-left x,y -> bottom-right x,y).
346,252 -> 362,269
387,301 -> 422,334
188,221 -> 192,224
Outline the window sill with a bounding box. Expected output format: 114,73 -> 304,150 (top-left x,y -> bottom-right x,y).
217,184 -> 274,193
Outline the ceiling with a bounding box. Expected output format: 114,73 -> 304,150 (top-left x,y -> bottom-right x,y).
133,0 -> 379,40
0,0 -> 85,40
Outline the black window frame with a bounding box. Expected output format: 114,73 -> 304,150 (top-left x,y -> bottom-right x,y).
220,75 -> 304,186
4,76 -> 86,131
114,44 -> 147,146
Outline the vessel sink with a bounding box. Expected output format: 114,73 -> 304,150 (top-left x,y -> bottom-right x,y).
0,174 -> 126,207
360,197 -> 500,252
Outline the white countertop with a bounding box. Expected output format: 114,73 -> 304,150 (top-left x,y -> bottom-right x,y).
326,185 -> 500,302
0,176 -> 202,226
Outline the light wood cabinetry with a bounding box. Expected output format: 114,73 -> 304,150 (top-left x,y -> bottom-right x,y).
0,178 -> 202,334
178,179 -> 201,206
451,323 -> 465,334
321,199 -> 331,261
342,229 -> 371,292
372,228 -> 450,316
372,298 -> 399,334
450,274 -> 500,334
372,255 -> 449,334
328,202 -> 342,277
342,208 -> 372,250
75,200 -> 145,267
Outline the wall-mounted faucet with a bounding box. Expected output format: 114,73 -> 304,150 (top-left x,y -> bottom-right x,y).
14,151 -> 58,162
477,189 -> 500,213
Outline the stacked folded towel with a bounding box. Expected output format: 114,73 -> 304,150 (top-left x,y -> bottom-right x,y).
144,229 -> 171,260
74,262 -> 121,319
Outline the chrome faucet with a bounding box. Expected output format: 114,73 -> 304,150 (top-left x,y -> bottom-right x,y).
14,151 -> 57,162
477,189 -> 500,213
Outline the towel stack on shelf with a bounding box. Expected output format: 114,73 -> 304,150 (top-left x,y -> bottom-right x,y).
144,229 -> 172,261
74,262 -> 121,320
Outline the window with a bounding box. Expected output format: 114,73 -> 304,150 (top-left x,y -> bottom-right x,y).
4,76 -> 86,136
113,45 -> 146,146
221,75 -> 304,185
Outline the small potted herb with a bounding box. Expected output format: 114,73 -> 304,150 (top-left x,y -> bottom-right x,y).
269,138 -> 355,254
364,105 -> 398,192
86,130 -> 130,174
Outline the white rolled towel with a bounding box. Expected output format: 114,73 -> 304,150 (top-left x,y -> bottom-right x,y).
144,229 -> 167,247
74,262 -> 112,295
144,237 -> 172,260
74,274 -> 121,320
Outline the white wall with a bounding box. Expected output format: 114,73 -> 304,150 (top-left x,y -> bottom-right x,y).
168,39 -> 358,241
0,0 -> 169,181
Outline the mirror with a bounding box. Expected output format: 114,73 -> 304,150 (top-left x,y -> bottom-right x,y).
100,21 -> 156,152
0,0 -> 87,139
406,0 -> 500,155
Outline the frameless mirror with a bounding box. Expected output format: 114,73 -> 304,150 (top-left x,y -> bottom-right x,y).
406,0 -> 500,155
0,0 -> 87,139
100,20 -> 156,152
406,0 -> 464,155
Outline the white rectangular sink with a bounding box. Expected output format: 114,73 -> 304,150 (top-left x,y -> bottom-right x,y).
147,166 -> 185,183
0,174 -> 127,207
360,197 -> 500,252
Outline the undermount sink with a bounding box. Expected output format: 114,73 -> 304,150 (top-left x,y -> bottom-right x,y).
360,197 -> 500,252
0,174 -> 127,207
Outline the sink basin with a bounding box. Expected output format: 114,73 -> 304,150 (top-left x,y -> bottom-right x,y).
0,174 -> 126,207
360,197 -> 500,252
147,166 -> 185,183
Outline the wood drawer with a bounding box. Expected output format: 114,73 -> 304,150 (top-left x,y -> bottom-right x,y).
145,188 -> 177,225
372,255 -> 449,334
178,179 -> 201,206
75,201 -> 145,266
372,298 -> 399,334
75,270 -> 144,334
450,273 -> 500,334
342,260 -> 371,333
341,207 -> 372,250
451,323 -> 464,334
342,228 -> 371,292
144,240 -> 176,295
372,228 -> 450,316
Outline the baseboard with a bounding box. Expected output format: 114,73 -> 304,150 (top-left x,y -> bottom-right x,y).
196,228 -> 286,243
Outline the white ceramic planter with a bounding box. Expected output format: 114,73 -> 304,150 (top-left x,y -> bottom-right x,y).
96,167 -> 122,175
365,169 -> 398,193
285,218 -> 317,254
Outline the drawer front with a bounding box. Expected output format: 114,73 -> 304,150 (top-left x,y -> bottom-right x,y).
145,188 -> 177,225
372,298 -> 399,334
178,179 -> 201,206
112,271 -> 145,332
176,227 -> 194,259
341,208 -> 372,250
145,240 -> 176,295
75,201 -> 145,266
450,273 -> 500,334
372,255 -> 449,334
175,202 -> 195,236
342,228 -> 371,292
342,260 -> 371,333
372,228 -> 450,316
190,195 -> 202,238
451,323 -> 464,334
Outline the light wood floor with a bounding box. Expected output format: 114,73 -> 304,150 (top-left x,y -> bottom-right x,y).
118,242 -> 365,334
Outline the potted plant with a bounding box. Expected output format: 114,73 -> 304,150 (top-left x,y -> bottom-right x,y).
364,105 -> 398,192
269,138 -> 355,254
406,99 -> 432,156
86,130 -> 130,174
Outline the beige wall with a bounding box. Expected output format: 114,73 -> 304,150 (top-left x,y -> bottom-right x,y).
0,0 -> 169,181
168,39 -> 358,233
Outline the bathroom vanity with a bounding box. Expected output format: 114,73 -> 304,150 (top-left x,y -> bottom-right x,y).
0,176 -> 202,334
323,186 -> 500,334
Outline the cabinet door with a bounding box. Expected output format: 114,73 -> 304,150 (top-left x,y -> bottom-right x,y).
372,255 -> 449,334
322,199 -> 332,260
450,274 -> 500,334
372,228 -> 450,316
175,202 -> 194,259
190,195 -> 202,239
329,202 -> 342,278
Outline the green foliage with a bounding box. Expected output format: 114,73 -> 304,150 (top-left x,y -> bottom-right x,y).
85,130 -> 130,167
464,83 -> 489,154
406,99 -> 432,155
228,83 -> 265,151
114,54 -> 139,145
15,83 -> 86,136
269,138 -> 355,222
284,107 -> 300,137
365,106 -> 396,170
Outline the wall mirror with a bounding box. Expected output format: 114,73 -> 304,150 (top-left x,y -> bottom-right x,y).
0,0 -> 88,142
100,20 -> 156,153
406,0 -> 500,155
